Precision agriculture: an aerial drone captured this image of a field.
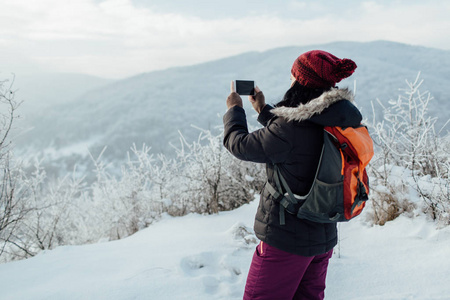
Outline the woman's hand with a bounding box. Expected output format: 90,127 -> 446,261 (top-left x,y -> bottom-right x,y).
226,81 -> 243,110
249,86 -> 266,114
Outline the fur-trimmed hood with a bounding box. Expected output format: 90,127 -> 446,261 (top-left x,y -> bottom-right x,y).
271,88 -> 355,123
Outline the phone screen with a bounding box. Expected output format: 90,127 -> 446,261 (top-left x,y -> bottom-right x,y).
235,80 -> 255,96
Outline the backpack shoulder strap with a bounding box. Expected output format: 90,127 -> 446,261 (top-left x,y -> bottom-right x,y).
265,137 -> 326,225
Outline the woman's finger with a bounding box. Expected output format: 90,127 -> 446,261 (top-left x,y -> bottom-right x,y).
230,81 -> 236,93
254,85 -> 261,93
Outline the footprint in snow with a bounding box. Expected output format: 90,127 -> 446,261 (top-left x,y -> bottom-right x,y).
180,251 -> 244,295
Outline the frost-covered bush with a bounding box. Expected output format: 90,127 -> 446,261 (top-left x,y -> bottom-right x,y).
90,145 -> 164,240
1,126 -> 265,261
86,129 -> 265,241
0,159 -> 89,262
369,165 -> 416,226
0,123 -> 266,262
369,74 -> 450,225
168,128 -> 264,215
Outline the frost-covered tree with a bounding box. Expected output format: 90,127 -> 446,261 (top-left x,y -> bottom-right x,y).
369,74 -> 450,225
0,76 -> 30,260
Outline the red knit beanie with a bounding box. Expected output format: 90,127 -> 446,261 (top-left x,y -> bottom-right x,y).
291,50 -> 357,89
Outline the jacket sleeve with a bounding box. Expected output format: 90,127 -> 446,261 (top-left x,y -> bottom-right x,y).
257,104 -> 274,127
223,106 -> 292,164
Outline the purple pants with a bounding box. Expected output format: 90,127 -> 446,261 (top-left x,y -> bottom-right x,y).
243,241 -> 333,300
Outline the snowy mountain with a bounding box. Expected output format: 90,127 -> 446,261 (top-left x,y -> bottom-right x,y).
13,41 -> 450,172
1,199 -> 449,300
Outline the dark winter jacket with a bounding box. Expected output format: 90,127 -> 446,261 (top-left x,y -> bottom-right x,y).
223,88 -> 363,257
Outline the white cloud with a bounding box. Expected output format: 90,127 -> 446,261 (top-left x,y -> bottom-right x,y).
288,1 -> 307,10
0,0 -> 449,78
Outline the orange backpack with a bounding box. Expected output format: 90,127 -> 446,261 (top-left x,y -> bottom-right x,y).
265,125 -> 374,224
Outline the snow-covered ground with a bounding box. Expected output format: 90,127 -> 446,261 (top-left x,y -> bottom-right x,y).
1,199 -> 450,300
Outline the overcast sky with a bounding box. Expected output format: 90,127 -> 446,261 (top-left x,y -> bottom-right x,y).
1,0 -> 449,79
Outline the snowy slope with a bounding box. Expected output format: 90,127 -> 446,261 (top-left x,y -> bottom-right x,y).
1,199 -> 450,300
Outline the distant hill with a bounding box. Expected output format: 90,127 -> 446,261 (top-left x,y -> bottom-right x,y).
13,73 -> 114,117
13,41 -> 450,174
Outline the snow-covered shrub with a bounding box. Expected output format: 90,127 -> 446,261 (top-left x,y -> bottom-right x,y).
164,128 -> 265,216
0,128 -> 264,260
369,165 -> 416,226
369,74 -> 450,225
88,129 -> 265,241
89,145 -> 163,240
2,160 -> 88,261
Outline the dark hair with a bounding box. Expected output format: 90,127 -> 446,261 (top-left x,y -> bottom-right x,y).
275,81 -> 328,108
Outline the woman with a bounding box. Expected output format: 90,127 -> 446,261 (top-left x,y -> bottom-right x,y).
223,50 -> 360,300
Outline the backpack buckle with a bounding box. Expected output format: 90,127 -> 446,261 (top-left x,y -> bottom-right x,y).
280,198 -> 297,215
357,180 -> 368,201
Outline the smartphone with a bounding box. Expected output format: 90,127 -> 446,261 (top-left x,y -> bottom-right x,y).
235,80 -> 255,96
